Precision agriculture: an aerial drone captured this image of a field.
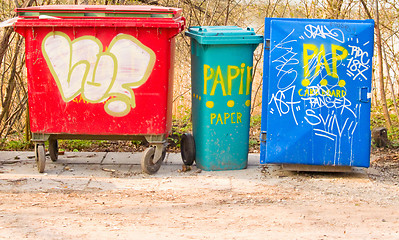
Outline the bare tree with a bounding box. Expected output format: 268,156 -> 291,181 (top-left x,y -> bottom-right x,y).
326,0 -> 344,19
360,0 -> 392,129
2,0 -> 399,143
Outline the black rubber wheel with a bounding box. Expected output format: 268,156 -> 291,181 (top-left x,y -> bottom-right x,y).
35,144 -> 46,173
141,146 -> 166,174
181,133 -> 195,166
49,139 -> 58,162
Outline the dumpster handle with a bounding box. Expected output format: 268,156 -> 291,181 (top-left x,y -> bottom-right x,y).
265,39 -> 270,50
359,86 -> 370,103
181,17 -> 186,32
260,131 -> 267,142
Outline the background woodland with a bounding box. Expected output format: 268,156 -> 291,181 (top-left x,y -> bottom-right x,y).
0,0 -> 398,148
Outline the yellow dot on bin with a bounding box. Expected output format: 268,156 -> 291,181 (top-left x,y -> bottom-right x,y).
320,79 -> 328,86
199,96 -> 201,101
206,101 -> 214,108
338,80 -> 346,87
241,63 -> 245,68
196,94 -> 199,99
245,100 -> 251,107
302,79 -> 310,87
227,100 -> 235,107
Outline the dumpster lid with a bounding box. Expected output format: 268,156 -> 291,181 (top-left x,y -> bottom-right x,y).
185,26 -> 263,45
16,5 -> 182,18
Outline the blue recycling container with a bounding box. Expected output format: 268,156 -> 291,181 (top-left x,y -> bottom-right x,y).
184,26 -> 263,170
260,18 -> 374,168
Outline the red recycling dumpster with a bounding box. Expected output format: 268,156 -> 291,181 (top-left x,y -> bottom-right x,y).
12,5 -> 185,174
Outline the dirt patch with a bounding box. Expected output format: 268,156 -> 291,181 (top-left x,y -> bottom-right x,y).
0,149 -> 398,239
369,147 -> 399,183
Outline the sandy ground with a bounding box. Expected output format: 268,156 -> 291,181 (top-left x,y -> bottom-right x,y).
0,150 -> 398,239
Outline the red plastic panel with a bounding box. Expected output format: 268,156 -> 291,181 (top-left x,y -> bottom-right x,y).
15,23 -> 182,136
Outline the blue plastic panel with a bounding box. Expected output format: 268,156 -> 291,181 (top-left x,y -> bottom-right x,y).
261,18 -> 374,167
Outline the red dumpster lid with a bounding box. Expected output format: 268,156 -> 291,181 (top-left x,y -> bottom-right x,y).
16,5 -> 182,18
13,5 -> 185,30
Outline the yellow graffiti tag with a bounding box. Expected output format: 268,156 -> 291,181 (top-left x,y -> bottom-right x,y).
203,63 -> 253,96
298,88 -> 347,98
303,44 -> 348,79
210,112 -> 242,125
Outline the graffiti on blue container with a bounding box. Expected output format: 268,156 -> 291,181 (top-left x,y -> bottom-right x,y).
267,22 -> 372,163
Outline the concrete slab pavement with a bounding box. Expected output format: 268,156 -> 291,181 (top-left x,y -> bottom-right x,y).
0,151 -> 265,192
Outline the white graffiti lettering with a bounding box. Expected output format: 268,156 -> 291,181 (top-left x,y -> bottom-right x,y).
304,24 -> 345,43
346,44 -> 370,81
271,29 -> 300,89
268,86 -> 301,125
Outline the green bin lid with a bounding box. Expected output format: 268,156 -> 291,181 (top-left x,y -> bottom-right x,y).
16,5 -> 181,18
185,26 -> 263,45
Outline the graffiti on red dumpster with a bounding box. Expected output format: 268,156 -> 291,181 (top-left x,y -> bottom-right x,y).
42,32 -> 156,117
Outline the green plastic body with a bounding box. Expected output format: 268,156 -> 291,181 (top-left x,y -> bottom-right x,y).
186,26 -> 263,171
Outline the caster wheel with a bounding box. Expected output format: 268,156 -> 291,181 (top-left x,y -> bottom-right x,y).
35,144 -> 46,173
49,139 -> 58,162
141,146 -> 166,174
181,133 -> 195,166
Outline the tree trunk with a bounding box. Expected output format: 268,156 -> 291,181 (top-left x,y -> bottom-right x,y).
0,28 -> 14,71
375,0 -> 392,129
383,45 -> 399,121
0,35 -> 22,125
360,0 -> 392,129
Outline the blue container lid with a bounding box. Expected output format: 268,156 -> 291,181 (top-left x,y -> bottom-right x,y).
185,26 -> 263,45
